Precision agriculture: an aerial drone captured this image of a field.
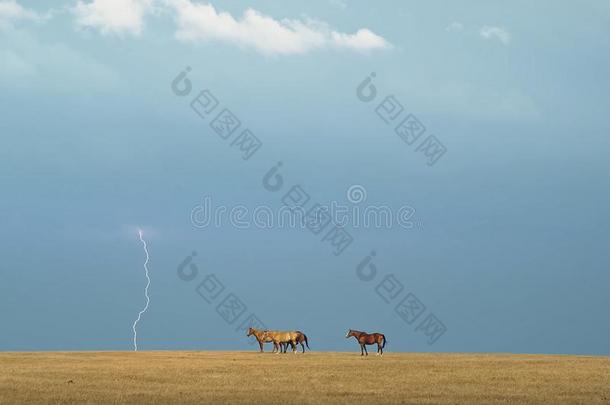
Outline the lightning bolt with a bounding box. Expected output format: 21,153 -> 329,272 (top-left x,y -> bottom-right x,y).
132,229 -> 151,351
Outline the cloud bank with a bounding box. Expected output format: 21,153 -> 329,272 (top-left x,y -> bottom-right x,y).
5,0 -> 391,55
169,0 -> 390,54
70,0 -> 390,54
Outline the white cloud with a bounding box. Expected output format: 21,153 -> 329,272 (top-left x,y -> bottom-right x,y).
73,0 -> 154,36
0,0 -> 44,22
331,28 -> 389,50
480,25 -> 510,45
169,0 -> 391,55
445,21 -> 463,33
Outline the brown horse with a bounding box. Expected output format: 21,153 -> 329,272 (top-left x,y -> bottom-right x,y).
346,329 -> 387,356
246,327 -> 274,352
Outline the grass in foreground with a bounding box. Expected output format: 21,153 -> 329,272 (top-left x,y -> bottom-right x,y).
0,351 -> 609,404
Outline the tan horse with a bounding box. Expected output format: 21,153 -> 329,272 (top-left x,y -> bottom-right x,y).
246,327 -> 274,353
281,331 -> 310,353
346,329 -> 387,356
265,330 -> 300,354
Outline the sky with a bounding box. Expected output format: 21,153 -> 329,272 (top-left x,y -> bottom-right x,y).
0,0 -> 609,355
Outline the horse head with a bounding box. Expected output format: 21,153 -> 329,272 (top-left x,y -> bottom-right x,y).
345,329 -> 353,338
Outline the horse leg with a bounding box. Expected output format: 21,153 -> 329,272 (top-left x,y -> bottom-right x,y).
301,342 -> 305,353
364,345 -> 368,356
360,344 -> 364,356
259,341 -> 264,353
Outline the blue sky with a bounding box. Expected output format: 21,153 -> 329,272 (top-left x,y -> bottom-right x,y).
1,0 -> 609,354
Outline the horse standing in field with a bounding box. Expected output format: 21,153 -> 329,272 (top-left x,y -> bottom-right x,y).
345,329 -> 387,356
263,330 -> 302,354
246,328 -> 274,353
281,331 -> 310,353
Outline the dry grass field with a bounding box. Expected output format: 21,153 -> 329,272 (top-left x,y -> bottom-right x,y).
0,351 -> 609,404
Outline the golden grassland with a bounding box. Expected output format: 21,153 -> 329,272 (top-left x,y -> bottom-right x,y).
0,351 -> 609,404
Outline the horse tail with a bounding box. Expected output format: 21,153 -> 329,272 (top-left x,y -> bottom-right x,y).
304,334 -> 310,350
382,335 -> 387,349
